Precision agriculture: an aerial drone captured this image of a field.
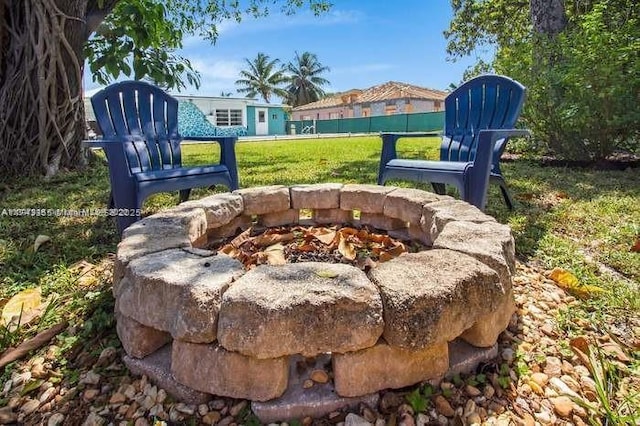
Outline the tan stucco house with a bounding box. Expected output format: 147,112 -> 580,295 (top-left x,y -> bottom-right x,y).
291,81 -> 447,121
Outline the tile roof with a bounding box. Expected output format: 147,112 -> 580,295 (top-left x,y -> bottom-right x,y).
293,81 -> 447,111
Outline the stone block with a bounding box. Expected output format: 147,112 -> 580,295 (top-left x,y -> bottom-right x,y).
218,262 -> 383,359
460,288 -> 516,347
383,188 -> 442,223
180,193 -> 244,229
408,224 -> 431,245
333,340 -> 449,397
259,209 -> 299,227
172,340 -> 288,402
251,354 -> 379,423
340,184 -> 396,214
447,339 -> 498,377
313,208 -> 353,225
116,312 -> 171,358
290,183 -> 343,209
208,215 -> 253,240
234,185 -> 290,215
433,220 -> 516,291
359,213 -> 406,231
420,200 -> 496,242
118,248 -> 245,343
369,249 -> 504,349
124,205 -> 208,243
114,228 -> 191,290
123,344 -> 211,405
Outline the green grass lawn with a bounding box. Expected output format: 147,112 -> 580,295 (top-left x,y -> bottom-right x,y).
0,135 -> 638,357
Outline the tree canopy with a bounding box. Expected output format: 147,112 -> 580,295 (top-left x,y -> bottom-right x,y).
0,0 -> 331,177
445,0 -> 640,160
235,53 -> 290,103
285,51 -> 330,107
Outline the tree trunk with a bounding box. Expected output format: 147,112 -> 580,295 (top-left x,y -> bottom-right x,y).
0,1 -> 86,177
0,0 -> 117,178
530,0 -> 567,36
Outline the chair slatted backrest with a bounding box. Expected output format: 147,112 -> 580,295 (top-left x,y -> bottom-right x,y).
441,75 -> 526,170
91,81 -> 182,174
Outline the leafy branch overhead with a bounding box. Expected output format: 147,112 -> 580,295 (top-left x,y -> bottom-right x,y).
87,0 -> 332,91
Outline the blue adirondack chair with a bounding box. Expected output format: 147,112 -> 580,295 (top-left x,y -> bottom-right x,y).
86,81 -> 239,234
377,75 -> 529,210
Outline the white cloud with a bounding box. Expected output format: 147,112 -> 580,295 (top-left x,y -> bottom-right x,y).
178,57 -> 245,96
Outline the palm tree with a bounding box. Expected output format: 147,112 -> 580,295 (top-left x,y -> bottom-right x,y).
235,53 -> 289,103
285,51 -> 330,107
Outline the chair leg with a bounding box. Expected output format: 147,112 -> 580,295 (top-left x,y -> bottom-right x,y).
179,189 -> 191,203
432,183 -> 446,195
499,183 -> 515,210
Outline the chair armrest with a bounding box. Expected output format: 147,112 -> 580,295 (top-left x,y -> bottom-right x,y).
181,136 -> 239,190
377,132 -> 442,185
466,129 -> 531,209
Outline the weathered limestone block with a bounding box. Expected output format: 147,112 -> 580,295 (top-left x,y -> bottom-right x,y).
124,345 -> 212,405
234,185 -> 290,215
433,220 -> 515,290
383,188 -> 443,223
124,205 -> 208,243
117,248 -> 244,343
180,193 -> 244,229
251,354 -> 379,423
369,249 -> 504,349
408,224 -> 431,245
340,184 -> 396,214
218,262 -> 384,358
259,209 -> 299,227
460,288 -> 516,347
114,225 -> 192,291
421,200 -> 496,242
116,313 -> 171,358
290,183 -> 343,209
172,340 -> 288,401
207,215 -> 253,240
359,213 -> 406,231
313,208 -> 353,225
333,340 -> 449,397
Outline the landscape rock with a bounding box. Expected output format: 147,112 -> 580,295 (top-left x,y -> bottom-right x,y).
172,340 -> 288,401
116,313 -> 171,358
290,183 -> 343,209
118,248 -> 244,343
340,184 -> 396,213
234,185 -> 290,215
369,249 -> 504,348
460,288 -> 516,347
383,187 -> 442,223
433,220 -> 516,290
259,209 -> 299,227
421,200 -> 496,242
218,262 -> 383,358
179,193 -> 243,228
333,341 -> 448,397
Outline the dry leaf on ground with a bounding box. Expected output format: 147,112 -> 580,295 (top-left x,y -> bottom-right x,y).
1,288 -> 43,330
548,267 -> 605,298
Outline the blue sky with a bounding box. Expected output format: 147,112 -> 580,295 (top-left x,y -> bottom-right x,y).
85,1 -> 492,98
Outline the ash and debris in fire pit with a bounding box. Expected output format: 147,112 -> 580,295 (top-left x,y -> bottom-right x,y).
207,225 -> 427,271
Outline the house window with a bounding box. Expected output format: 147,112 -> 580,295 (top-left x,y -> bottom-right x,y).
258,111 -> 266,123
272,114 -> 278,120
216,109 -> 243,126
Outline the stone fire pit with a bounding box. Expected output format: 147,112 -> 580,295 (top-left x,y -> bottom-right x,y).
113,184 -> 516,421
